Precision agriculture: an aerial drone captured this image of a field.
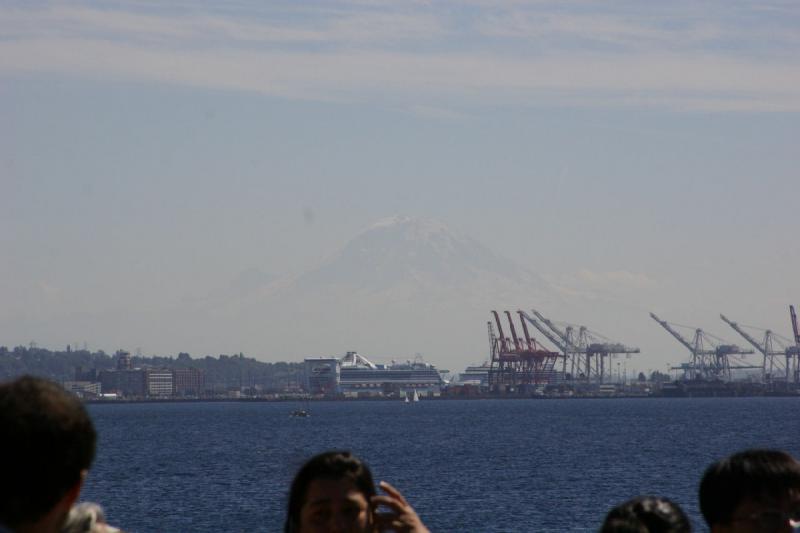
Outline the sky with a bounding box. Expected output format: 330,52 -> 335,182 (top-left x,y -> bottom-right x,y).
1,1 -> 799,372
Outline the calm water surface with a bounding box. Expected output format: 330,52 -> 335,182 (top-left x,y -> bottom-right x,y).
82,398 -> 800,532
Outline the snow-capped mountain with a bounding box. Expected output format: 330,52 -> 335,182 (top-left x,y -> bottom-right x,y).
296,216 -> 550,293
216,216 -> 565,369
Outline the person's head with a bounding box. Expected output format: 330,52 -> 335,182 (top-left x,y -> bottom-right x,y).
285,451 -> 377,533
600,496 -> 691,533
0,375 -> 97,532
699,449 -> 800,533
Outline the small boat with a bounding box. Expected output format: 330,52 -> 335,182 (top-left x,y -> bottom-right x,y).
291,397 -> 311,417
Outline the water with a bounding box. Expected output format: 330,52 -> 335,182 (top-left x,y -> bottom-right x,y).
82,397 -> 800,532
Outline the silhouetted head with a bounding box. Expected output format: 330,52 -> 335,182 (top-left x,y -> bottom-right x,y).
0,375 -> 97,530
600,496 -> 691,533
285,451 -> 377,533
699,449 -> 800,532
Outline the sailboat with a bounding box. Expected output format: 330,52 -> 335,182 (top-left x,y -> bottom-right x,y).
404,394 -> 409,404
412,389 -> 420,402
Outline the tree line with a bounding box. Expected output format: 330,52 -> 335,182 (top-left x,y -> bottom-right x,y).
0,345 -> 304,393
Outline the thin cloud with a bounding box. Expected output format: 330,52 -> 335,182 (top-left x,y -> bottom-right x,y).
0,5 -> 446,47
476,12 -> 725,49
407,105 -> 469,121
473,4 -> 800,63
1,3 -> 799,111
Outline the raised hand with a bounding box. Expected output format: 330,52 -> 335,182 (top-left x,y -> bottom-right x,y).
371,481 -> 431,533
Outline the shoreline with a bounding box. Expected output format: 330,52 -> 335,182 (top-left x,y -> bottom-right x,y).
84,391 -> 800,405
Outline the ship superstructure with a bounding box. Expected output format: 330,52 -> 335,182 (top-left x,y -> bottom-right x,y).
457,362 -> 491,386
304,351 -> 445,397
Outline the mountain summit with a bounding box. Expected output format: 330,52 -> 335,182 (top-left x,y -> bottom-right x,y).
298,216 -> 542,292
220,216 -> 563,365
155,216 -> 569,367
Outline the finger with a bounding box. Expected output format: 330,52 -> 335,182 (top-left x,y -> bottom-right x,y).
373,520 -> 399,533
372,514 -> 405,532
371,495 -> 406,514
379,481 -> 409,506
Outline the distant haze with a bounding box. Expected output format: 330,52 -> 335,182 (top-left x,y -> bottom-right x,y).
1,1 -> 798,374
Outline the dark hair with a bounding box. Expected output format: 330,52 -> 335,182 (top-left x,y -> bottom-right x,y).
0,375 -> 97,528
600,496 -> 691,533
699,449 -> 800,527
284,451 -> 376,533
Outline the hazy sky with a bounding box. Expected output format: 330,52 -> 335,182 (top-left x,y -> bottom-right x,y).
2,1 -> 799,370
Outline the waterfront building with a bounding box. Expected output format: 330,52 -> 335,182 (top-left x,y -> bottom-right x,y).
116,349 -> 133,370
173,367 -> 205,397
74,366 -> 98,382
99,369 -> 147,397
146,369 -> 173,397
62,380 -> 102,398
304,357 -> 340,395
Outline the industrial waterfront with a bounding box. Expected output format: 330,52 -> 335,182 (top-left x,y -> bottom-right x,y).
475,306 -> 800,398
4,305 -> 798,402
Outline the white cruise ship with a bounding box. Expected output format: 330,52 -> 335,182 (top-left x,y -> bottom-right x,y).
305,352 -> 445,397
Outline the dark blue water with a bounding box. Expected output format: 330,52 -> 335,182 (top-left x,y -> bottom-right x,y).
81,398 -> 800,532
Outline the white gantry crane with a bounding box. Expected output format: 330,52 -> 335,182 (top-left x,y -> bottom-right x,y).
650,313 -> 755,381
720,314 -> 799,383
520,310 -> 639,383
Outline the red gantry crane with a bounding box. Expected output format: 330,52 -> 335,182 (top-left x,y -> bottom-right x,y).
488,310 -> 561,392
517,310 -> 570,375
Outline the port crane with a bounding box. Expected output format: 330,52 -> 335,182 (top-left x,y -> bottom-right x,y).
488,311 -> 561,391
526,310 -> 639,383
650,313 -> 755,381
517,310 -> 570,372
720,314 -> 799,383
790,305 -> 800,382
531,310 -> 584,377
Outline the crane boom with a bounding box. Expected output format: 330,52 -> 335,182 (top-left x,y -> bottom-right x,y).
519,310 -> 568,353
650,313 -> 696,354
516,311 -> 534,350
532,310 -> 577,350
491,311 -> 509,353
720,314 -> 768,356
791,305 -> 800,346
505,310 -> 522,351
